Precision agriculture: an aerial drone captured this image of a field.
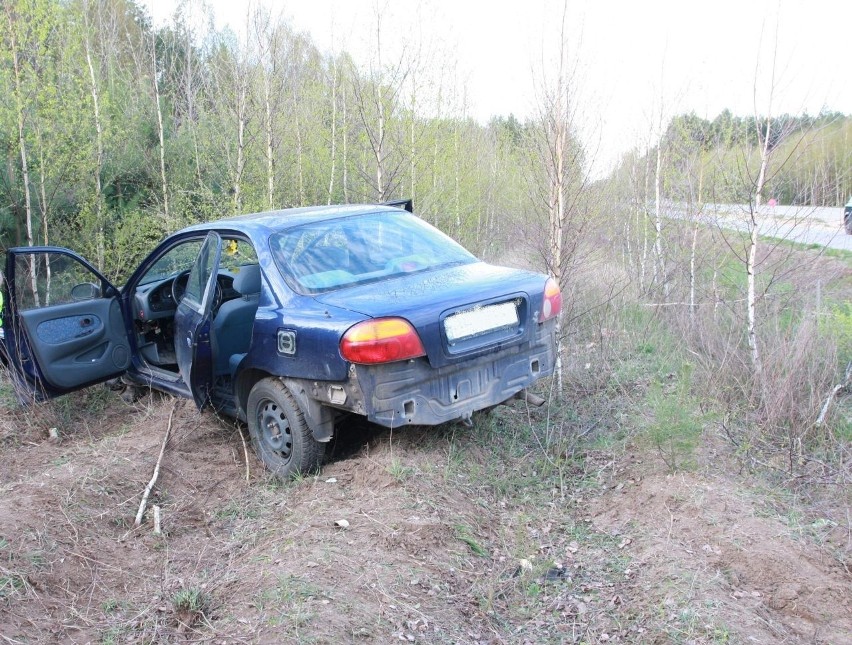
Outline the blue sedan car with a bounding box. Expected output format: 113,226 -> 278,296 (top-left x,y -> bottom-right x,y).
2,202 -> 559,477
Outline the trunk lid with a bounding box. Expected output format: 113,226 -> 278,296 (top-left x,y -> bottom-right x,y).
314,262 -> 548,368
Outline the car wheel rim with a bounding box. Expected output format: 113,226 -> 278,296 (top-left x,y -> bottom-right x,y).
257,399 -> 292,462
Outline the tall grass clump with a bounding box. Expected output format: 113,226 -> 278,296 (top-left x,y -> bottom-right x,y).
662,263 -> 851,477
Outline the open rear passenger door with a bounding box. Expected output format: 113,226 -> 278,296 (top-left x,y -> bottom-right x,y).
1,247 -> 131,400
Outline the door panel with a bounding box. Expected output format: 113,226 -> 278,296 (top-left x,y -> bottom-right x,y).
174,232 -> 222,409
2,247 -> 130,399
19,298 -> 130,389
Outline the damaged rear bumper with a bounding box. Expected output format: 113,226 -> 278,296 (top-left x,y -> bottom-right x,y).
307,321 -> 556,428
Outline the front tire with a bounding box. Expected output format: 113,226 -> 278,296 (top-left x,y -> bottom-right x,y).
246,378 -> 324,479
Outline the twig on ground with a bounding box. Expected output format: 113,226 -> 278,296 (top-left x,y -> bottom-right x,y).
134,399 -> 178,528
237,424 -> 250,482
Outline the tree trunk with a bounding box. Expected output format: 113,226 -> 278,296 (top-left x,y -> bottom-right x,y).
747,116 -> 772,379
295,110 -> 305,205
264,67 -> 275,208
376,96 -> 385,201
6,3 -> 39,305
326,57 -> 337,205
410,109 -> 416,204
84,27 -> 105,271
746,212 -> 760,375
342,81 -> 349,203
689,223 -> 698,315
454,123 -> 460,233
653,143 -> 663,289
233,81 -> 246,212
152,39 -> 170,223
37,133 -> 51,304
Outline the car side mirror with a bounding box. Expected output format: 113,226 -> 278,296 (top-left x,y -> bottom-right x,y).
71,282 -> 100,301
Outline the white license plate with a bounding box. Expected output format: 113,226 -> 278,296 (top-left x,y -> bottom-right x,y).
444,302 -> 519,344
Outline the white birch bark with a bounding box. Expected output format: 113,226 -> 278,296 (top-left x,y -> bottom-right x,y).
653,143 -> 662,288
640,146 -> 650,290
152,39 -> 170,222
264,66 -> 275,208
327,56 -> 338,205
83,26 -> 105,270
234,106 -> 245,211
342,81 -> 349,203
746,35 -> 778,380
5,4 -> 39,305
375,101 -> 385,200
36,133 -> 51,304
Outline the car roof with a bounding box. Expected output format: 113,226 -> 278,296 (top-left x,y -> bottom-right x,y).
181,204 -> 404,237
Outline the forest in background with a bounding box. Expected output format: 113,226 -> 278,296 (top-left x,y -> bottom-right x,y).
1,0 -> 540,282
2,0 -> 850,283
2,0 -> 851,473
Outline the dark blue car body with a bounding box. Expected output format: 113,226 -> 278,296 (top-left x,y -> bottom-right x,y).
2,203 -> 558,476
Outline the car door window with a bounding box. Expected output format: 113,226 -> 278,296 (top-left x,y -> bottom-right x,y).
137,240 -> 203,286
220,238 -> 258,272
13,253 -> 102,310
183,233 -> 218,310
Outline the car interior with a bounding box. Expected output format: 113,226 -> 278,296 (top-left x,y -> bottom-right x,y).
132,236 -> 261,382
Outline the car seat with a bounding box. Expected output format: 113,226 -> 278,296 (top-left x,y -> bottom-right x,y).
213,264 -> 261,375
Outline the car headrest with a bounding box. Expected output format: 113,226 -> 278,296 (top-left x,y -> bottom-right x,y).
233,264 -> 261,295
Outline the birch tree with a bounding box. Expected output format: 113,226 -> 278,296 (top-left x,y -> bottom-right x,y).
151,29 -> 170,222
529,7 -> 589,289
81,2 -> 107,269
525,3 -> 593,391
251,8 -> 288,209
349,6 -> 416,202
2,0 -> 56,303
209,31 -> 254,213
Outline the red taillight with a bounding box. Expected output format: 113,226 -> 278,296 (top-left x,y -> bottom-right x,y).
340,318 -> 426,364
540,278 -> 562,322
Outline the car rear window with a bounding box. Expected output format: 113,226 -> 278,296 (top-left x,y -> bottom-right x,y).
269,211 -> 476,293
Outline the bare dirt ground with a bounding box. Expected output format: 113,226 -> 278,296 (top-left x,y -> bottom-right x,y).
0,382 -> 850,644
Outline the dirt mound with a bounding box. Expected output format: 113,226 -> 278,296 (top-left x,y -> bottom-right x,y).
590,455 -> 852,644
0,393 -> 495,642
1,389 -> 850,643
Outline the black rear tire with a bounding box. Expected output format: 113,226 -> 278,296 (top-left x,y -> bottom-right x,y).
246,378 -> 324,479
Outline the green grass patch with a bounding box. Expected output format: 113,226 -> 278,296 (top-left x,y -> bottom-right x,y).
820,300 -> 852,364
771,237 -> 852,267
0,573 -> 25,599
215,500 -> 261,521
172,587 -> 209,614
255,574 -> 323,628
454,524 -> 488,557
386,458 -> 414,482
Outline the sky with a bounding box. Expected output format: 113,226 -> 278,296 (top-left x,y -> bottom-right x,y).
148,0 -> 852,176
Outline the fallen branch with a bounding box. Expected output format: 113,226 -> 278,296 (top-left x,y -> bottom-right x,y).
237,425 -> 250,482
815,361 -> 852,428
134,400 -> 178,528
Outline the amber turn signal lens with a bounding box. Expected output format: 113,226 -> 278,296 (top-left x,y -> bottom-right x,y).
340,318 -> 426,364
